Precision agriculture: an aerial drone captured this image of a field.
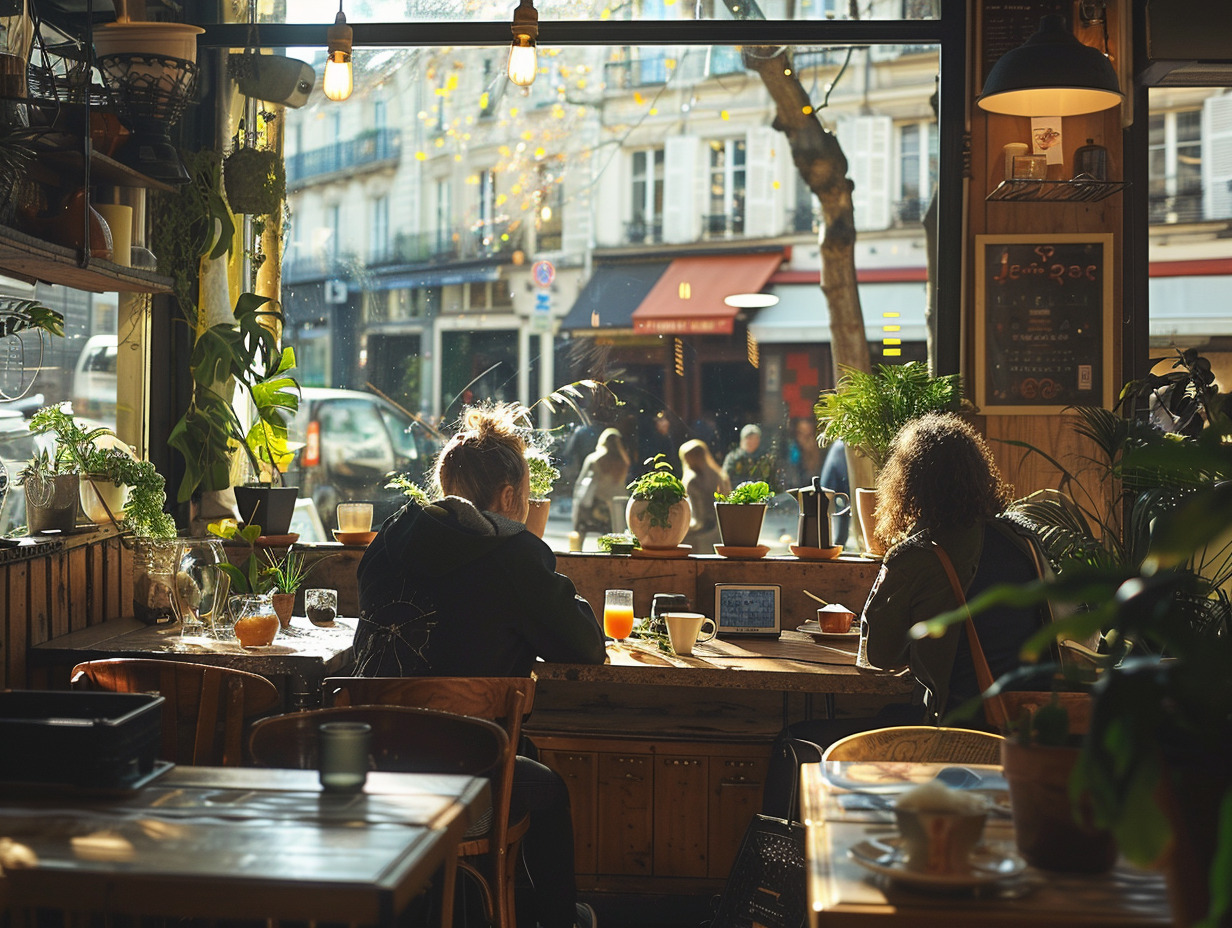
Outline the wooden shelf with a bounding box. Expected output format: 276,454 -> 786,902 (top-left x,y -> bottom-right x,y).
0,225 -> 173,293
38,148 -> 179,193
986,178 -> 1129,203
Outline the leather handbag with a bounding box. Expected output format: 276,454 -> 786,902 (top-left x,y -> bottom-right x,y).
933,542 -> 1092,733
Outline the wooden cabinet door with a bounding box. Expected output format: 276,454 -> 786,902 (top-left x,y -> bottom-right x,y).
708,755 -> 769,879
596,753 -> 653,876
541,749 -> 598,875
654,755 -> 709,878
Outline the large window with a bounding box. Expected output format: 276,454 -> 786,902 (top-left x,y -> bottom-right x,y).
1149,108 -> 1203,223
630,148 -> 664,245
706,138 -> 746,238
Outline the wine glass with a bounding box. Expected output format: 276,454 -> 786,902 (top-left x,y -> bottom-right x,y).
603,589 -> 635,642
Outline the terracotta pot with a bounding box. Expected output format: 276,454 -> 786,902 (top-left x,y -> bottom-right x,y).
855,486 -> 885,556
525,498 -> 550,538
626,497 -> 691,550
80,473 -> 128,524
715,502 -> 766,548
1158,758 -> 1232,927
271,592 -> 296,630
1000,739 -> 1117,873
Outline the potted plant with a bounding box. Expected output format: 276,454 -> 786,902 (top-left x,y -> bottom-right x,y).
261,547 -> 312,629
524,446 -> 560,538
223,145 -> 285,217
713,480 -> 773,548
208,519 -> 280,646
16,449 -> 78,534
625,454 -> 690,551
814,361 -> 962,554
169,292 -> 301,536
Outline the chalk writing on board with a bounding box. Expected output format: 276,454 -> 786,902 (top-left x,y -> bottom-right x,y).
980,238 -> 1109,411
980,0 -> 1071,87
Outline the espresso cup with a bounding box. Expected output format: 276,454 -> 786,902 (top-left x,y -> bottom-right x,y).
337,502 -> 374,534
663,612 -> 717,656
817,605 -> 855,633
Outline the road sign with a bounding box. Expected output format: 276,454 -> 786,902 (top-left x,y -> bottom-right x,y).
532,260 -> 555,288
324,279 -> 349,304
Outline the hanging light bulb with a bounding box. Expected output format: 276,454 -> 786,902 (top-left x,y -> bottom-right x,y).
323,0 -> 354,102
508,0 -> 538,87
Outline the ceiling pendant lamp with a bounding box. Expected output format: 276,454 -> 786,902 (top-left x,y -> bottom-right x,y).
977,14 -> 1122,117
323,0 -> 353,102
508,0 -> 538,88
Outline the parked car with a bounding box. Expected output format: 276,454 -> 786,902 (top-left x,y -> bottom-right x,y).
71,334 -> 118,426
284,388 -> 438,531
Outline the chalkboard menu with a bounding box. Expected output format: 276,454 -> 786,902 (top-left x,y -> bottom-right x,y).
979,0 -> 1071,87
975,235 -> 1113,415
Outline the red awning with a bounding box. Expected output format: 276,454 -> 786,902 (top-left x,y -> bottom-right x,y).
631,253 -> 783,335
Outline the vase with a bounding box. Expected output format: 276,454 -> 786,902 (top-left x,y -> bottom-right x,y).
132,537 -> 180,626
230,592 -> 280,648
25,473 -> 80,534
271,591 -> 296,629
626,497 -> 691,550
714,503 -> 767,548
854,486 -> 885,556
525,498 -> 550,538
80,473 -> 128,525
172,538 -> 230,636
1000,739 -> 1117,873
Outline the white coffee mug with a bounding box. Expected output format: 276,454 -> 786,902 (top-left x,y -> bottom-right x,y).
663,612 -> 717,656
337,502 -> 374,533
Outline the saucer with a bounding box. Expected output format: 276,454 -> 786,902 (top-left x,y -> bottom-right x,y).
798,621 -> 859,641
714,544 -> 771,559
631,544 -> 692,559
849,836 -> 1025,890
790,544 -> 843,560
333,530 -> 377,546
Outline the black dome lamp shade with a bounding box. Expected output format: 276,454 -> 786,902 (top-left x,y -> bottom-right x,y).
977,15 -> 1123,117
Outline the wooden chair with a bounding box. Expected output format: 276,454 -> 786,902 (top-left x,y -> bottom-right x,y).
324,676 -> 536,928
822,725 -> 1004,765
70,659 -> 280,766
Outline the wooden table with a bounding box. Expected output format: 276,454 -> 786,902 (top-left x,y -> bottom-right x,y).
800,760 -> 1171,927
0,765 -> 489,927
29,616 -> 358,709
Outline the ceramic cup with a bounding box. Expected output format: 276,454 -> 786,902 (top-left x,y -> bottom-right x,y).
663,612 -> 717,656
817,604 -> 855,633
337,502 -> 374,534
894,807 -> 988,873
318,721 -> 371,793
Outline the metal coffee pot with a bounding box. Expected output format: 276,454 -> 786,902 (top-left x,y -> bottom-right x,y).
792,476 -> 851,549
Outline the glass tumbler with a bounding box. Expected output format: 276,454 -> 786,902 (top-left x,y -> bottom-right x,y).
603,589 -> 635,640
306,588 -> 339,626
318,721 -> 371,792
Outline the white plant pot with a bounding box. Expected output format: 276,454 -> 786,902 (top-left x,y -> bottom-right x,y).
80,474 -> 129,525
626,497 -> 691,549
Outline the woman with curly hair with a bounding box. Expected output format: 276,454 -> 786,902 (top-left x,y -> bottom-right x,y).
679,438 -> 730,551
355,401 -> 604,928
762,412 -> 1050,818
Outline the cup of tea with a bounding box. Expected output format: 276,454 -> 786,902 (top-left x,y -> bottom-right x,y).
663,612 -> 717,656
893,782 -> 988,873
337,502 -> 374,534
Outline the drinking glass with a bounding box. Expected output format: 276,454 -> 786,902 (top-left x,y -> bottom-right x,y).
306,588 -> 338,626
603,589 -> 635,640
336,502 -> 374,534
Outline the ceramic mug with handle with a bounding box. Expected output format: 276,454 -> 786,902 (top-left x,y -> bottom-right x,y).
663,612 -> 717,656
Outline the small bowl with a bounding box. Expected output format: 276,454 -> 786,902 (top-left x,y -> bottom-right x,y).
817,604 -> 855,633
333,530 -> 377,546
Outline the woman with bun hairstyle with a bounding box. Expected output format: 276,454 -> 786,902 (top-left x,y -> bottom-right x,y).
355,401 -> 605,928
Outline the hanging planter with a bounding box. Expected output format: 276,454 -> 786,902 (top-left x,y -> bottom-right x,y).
223,147 -> 285,215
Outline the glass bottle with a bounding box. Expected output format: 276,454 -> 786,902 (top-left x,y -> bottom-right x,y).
231,592 -> 280,649
172,539 -> 230,638
1074,139 -> 1108,181
132,537 -> 179,625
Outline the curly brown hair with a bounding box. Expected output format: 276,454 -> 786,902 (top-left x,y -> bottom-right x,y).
434,402 -> 529,512
874,412 -> 1011,547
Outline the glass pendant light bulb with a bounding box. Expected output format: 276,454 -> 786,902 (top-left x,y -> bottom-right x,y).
323,5 -> 354,102
508,37 -> 537,87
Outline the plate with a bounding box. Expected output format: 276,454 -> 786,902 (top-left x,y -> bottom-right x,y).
790,544 -> 843,560
849,836 -> 1026,890
631,544 -> 693,559
333,530 -> 377,546
714,544 -> 771,559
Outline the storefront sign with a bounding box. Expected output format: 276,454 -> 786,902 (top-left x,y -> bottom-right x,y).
975,234 -> 1113,414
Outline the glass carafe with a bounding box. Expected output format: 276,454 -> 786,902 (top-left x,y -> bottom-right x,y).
172,539 -> 230,637
231,592 -> 280,649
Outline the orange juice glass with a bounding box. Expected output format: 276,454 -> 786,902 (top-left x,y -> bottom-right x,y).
603,589 -> 635,640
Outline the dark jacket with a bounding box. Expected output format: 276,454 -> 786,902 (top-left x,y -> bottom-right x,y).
353,497 -> 606,677
860,517 -> 1049,723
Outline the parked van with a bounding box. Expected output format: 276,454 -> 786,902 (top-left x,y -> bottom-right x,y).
71,335 -> 118,425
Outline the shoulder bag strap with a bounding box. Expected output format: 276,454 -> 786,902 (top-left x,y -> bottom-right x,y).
931,542 -> 1010,730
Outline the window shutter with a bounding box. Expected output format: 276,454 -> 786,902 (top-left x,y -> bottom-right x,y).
664,135 -> 700,243
744,126 -> 784,237
1202,94 -> 1232,221
837,115 -> 893,231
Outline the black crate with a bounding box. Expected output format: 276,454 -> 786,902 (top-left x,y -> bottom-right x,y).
0,690 -> 164,789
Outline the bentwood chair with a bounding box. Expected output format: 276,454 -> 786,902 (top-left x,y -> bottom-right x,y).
250,705 -> 509,928
70,659 -> 280,766
821,725 -> 1004,764
324,676 -> 536,928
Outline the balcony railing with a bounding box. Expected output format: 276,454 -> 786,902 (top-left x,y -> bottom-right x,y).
893,197 -> 929,225
287,129 -> 402,188
1148,191 -> 1207,225
791,204 -> 819,234
625,218 -> 663,245
702,212 -> 745,239
369,232 -> 460,268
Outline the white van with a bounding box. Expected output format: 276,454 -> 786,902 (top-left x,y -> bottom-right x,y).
71,335 -> 118,425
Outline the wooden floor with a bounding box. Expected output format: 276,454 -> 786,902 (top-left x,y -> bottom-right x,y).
583,893 -> 716,928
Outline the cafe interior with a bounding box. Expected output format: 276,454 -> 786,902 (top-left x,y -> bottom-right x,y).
0,0 -> 1230,926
